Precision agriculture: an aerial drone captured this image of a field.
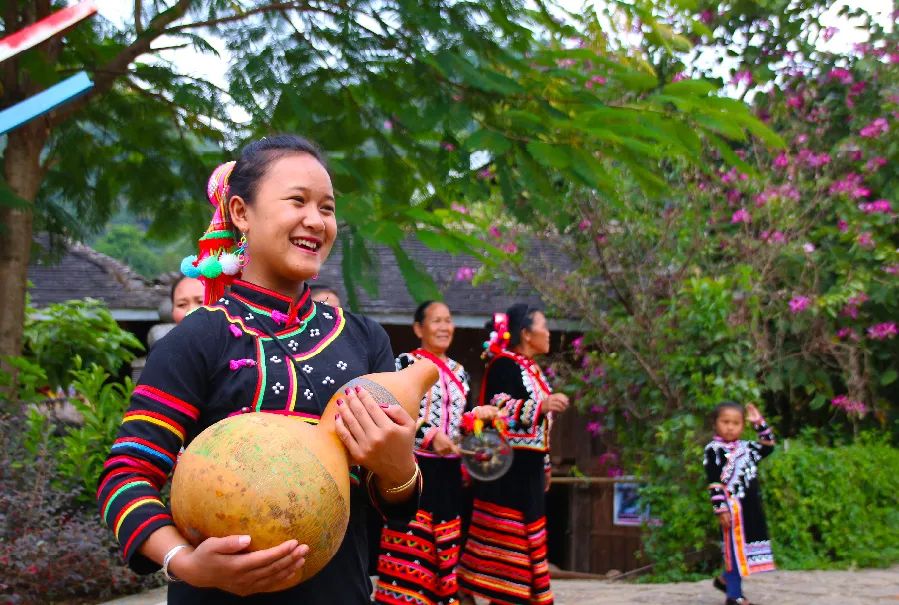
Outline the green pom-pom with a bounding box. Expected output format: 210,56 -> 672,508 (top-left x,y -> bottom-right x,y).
198,256 -> 222,278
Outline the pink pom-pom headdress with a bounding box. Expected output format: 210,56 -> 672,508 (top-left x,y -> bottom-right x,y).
482,312 -> 511,359
180,161 -> 245,305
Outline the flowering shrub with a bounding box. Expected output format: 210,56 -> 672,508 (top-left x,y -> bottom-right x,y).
461,0 -> 897,577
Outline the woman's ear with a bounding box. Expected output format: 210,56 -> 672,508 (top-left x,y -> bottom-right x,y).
412,322 -> 424,340
229,195 -> 251,234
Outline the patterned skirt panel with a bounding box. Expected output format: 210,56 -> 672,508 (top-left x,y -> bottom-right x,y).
375,456 -> 465,605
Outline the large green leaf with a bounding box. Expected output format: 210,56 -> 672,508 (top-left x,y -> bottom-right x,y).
391,244 -> 441,302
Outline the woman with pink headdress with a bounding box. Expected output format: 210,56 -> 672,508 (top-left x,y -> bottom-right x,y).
457,304 -> 569,605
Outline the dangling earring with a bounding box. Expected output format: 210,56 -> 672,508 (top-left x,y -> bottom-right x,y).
311,273 -> 319,281
236,234 -> 250,268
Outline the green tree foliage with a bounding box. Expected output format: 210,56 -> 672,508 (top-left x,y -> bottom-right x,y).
92,224 -> 189,278
1,0 -> 770,362
458,0 -> 896,576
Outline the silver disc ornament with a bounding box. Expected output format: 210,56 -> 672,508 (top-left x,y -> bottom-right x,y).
461,428 -> 514,481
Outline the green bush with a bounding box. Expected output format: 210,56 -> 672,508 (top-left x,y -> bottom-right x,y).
24,298 -> 142,388
764,438 -> 899,570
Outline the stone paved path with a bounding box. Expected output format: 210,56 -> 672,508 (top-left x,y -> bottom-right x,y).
101,566 -> 899,605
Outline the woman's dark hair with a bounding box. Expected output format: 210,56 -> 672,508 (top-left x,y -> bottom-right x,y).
506,303 -> 541,347
229,135 -> 327,204
712,400 -> 745,422
414,300 -> 440,324
170,275 -> 188,303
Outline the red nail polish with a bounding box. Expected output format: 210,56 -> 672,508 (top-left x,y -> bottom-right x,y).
336,398 -> 343,406
345,387 -> 352,396
379,404 -> 389,409
355,386 -> 363,394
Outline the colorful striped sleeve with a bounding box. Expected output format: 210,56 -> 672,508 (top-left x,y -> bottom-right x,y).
97,311 -> 214,574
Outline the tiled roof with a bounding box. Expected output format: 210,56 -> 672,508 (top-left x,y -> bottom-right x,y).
28,236 -> 563,324
28,236 -> 166,312
317,239 -> 558,325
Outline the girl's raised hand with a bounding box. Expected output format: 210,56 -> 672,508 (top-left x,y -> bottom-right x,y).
745,403 -> 763,425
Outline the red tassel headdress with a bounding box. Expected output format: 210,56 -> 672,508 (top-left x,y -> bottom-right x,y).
180,161 -> 244,305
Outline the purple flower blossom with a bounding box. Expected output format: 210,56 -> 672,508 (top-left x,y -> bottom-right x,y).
699,9 -> 714,24
786,95 -> 803,109
836,327 -> 857,341
857,232 -> 875,248
859,117 -> 889,138
774,152 -> 790,168
441,142 -> 456,152
865,156 -> 887,172
451,202 -> 469,214
586,421 -> 602,436
545,366 -> 556,378
478,167 -> 495,180
597,452 -> 618,466
383,119 -> 393,130
590,404 -> 606,414
731,70 -> 753,86
756,184 -> 800,207
858,200 -> 892,214
760,230 -> 787,244
727,189 -> 743,205
501,242 -> 518,254
798,149 -> 831,168
867,322 -> 898,340
829,173 -> 870,199
822,26 -> 838,42
672,72 -> 688,82
789,295 -> 811,314
837,219 -> 849,232
831,395 -> 868,417
454,266 -> 475,282
827,67 -> 853,85
571,336 -> 584,355
731,208 -> 751,224
841,294 -> 867,319
884,264 -> 899,275
585,75 -> 607,89
578,219 -> 592,231
489,225 -> 502,238
803,242 -> 816,253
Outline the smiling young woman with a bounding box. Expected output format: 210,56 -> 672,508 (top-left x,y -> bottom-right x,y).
97,135 -> 420,604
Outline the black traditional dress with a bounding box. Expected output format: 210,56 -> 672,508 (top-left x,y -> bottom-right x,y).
97,279 -> 418,604
375,349 -> 471,605
458,350 -> 554,605
703,421 -> 777,577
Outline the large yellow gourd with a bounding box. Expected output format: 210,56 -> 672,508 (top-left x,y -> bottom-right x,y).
170,360 -> 437,589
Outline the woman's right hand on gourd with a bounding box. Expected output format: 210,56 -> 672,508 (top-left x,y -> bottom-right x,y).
170,535 -> 308,596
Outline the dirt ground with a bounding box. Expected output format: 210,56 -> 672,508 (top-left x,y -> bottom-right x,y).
100,565 -> 899,604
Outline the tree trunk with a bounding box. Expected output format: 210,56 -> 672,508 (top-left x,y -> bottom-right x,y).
0,124 -> 46,362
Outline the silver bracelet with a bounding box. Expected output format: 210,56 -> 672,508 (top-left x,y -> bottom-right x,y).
162,544 -> 191,582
